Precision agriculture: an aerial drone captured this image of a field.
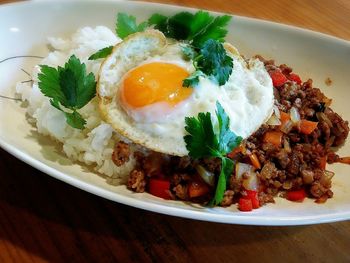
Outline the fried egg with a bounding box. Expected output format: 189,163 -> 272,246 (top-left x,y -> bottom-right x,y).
98,30 -> 274,156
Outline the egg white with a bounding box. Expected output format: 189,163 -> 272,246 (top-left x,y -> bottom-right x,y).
98,30 -> 274,156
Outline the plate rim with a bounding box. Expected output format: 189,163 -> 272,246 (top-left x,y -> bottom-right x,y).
1,0 -> 350,226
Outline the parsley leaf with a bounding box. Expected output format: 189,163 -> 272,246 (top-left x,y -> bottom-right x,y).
197,39 -> 233,85
88,46 -> 113,60
192,15 -> 231,47
209,157 -> 234,206
38,55 -> 96,129
184,102 -> 242,205
65,111 -> 86,130
116,13 -> 149,39
182,70 -> 204,87
184,112 -> 219,159
216,101 -> 242,154
148,11 -> 231,46
183,39 -> 233,86
181,44 -> 197,61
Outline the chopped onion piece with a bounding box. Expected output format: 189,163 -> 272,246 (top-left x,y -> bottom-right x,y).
195,165 -> 215,186
235,162 -> 254,180
283,138 -> 291,153
266,114 -> 281,126
316,112 -> 333,128
290,107 -> 301,123
320,170 -> 334,186
242,172 -> 259,191
273,105 -> 281,119
280,120 -> 293,134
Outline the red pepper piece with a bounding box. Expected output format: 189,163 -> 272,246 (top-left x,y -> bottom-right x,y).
286,189 -> 306,202
243,190 -> 260,209
149,178 -> 171,200
299,119 -> 318,135
188,180 -> 210,198
238,198 -> 253,212
270,70 -> 288,87
288,73 -> 302,85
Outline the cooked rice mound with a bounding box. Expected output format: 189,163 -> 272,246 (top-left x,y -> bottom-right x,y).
16,26 -> 136,184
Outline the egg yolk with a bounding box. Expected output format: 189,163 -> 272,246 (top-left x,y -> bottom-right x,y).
121,62 -> 193,108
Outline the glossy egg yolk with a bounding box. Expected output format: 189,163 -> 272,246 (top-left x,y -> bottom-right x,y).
121,62 -> 193,108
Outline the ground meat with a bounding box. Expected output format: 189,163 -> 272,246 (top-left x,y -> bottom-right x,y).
173,184 -> 188,200
142,152 -> 169,177
127,169 -> 146,193
310,181 -> 331,199
260,162 -> 278,180
274,149 -> 290,169
202,157 -> 221,173
301,169 -> 314,184
112,141 -> 130,167
286,151 -> 302,175
221,190 -> 235,207
124,55 -> 349,208
258,191 -> 275,205
172,173 -> 191,185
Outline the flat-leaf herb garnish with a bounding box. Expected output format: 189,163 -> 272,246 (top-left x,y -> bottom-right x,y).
184,102 -> 242,206
38,55 -> 96,129
88,10 -> 234,86
88,46 -> 113,60
182,40 -> 233,87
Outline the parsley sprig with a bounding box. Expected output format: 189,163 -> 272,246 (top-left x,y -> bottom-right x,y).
89,11 -> 233,88
184,102 -> 242,206
148,10 -> 231,47
88,46 -> 113,60
38,55 -> 96,129
182,40 -> 233,87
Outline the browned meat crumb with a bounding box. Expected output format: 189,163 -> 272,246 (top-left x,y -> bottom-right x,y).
112,141 -> 130,167
220,190 -> 235,207
127,169 -> 146,193
173,184 -> 188,200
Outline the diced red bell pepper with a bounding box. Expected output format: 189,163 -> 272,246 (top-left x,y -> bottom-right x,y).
279,111 -> 291,125
227,144 -> 244,158
263,131 -> 283,147
270,70 -> 288,87
286,189 -> 306,202
288,73 -> 302,85
149,178 -> 171,200
243,190 -> 260,209
188,180 -> 210,198
299,119 -> 318,135
238,198 -> 253,212
249,153 -> 261,170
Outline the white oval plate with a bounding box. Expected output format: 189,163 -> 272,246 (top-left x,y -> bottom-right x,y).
1,0 -> 350,226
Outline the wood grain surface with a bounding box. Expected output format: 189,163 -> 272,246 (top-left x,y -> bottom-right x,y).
1,0 -> 350,262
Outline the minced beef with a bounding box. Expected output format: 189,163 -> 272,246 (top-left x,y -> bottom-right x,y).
112,141 -> 130,167
123,55 -> 349,208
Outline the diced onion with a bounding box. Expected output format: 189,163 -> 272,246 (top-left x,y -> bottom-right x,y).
242,172 -> 259,191
266,114 -> 281,126
316,112 -> 333,128
273,105 -> 281,119
322,170 -> 335,184
290,107 -> 301,123
283,138 -> 291,153
235,162 -> 254,180
195,165 -> 215,186
280,120 -> 293,134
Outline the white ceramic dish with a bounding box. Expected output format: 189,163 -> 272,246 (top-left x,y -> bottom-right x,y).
1,0 -> 350,226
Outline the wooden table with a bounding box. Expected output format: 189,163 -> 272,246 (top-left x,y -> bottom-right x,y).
1,0 -> 350,262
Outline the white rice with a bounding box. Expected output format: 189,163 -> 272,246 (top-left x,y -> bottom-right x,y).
16,26 -> 136,184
